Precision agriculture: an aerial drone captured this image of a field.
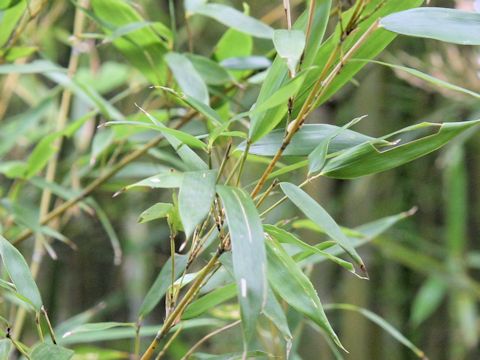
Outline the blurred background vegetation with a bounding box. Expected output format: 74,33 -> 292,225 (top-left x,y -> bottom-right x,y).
1,0 -> 480,359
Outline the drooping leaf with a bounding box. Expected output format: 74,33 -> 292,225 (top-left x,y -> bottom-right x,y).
190,3 -> 273,39
322,120 -> 480,179
30,343 -> 74,360
0,235 -> 42,311
216,185 -> 267,341
273,30 -> 306,76
266,236 -> 345,351
380,7 -> 480,45
325,304 -> 427,359
242,124 -> 379,157
265,225 -> 355,275
165,52 -> 209,105
138,254 -> 188,318
220,56 -> 271,71
280,183 -> 366,274
354,59 -> 480,100
179,170 -> 217,238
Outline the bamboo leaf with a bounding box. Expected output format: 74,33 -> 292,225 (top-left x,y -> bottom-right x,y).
191,3 -> 273,39
273,30 -> 306,76
264,225 -> 356,275
63,322 -> 134,338
322,120 -> 480,179
410,277 -> 446,327
325,304 -> 427,359
138,203 -> 173,224
280,183 -> 367,275
380,7 -> 480,45
165,52 -> 209,105
186,54 -> 232,85
179,170 -> 217,238
242,124 -> 378,157
123,171 -> 184,192
216,185 -> 267,341
0,235 -> 42,311
266,236 -> 345,351
183,283 -> 237,320
30,344 -> 74,360
0,339 -> 11,360
354,59 -> 480,99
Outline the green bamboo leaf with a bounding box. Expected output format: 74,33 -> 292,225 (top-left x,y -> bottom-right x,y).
308,116 -> 366,173
280,183 -> 367,275
266,236 -> 345,351
242,124 -> 378,157
273,30 -> 306,76
138,254 -> 188,318
179,170 -> 217,239
264,225 -> 355,275
165,52 -> 209,105
0,339 -> 11,360
138,203 -> 173,224
325,304 -> 427,359
216,185 -> 267,341
59,319 -> 224,345
0,235 -> 42,311
249,0 -> 332,142
0,0 -> 22,10
90,0 -> 169,83
183,283 -> 237,320
322,120 -> 480,179
30,344 -> 74,360
191,3 -> 273,39
355,59 -> 480,99
220,56 -> 271,71
103,120 -> 207,149
186,54 -> 232,85
122,171 -> 183,193
63,322 -> 134,338
0,0 -> 25,47
263,287 -> 292,342
380,8 -> 480,45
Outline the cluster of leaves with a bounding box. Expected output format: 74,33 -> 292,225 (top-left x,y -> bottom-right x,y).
0,0 -> 479,359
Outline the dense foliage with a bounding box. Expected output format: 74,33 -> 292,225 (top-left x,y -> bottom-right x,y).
0,1 -> 479,359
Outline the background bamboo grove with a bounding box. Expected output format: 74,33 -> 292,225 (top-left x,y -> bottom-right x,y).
0,0 -> 480,359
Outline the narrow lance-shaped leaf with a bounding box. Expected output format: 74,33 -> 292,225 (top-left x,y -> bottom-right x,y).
273,30 -> 306,76
179,170 -> 217,239
242,124 -> 379,157
0,235 -> 43,311
138,254 -> 188,318
165,52 -> 209,105
325,304 -> 427,359
322,119 -> 480,179
190,3 -> 274,39
266,236 -> 345,351
216,185 -> 267,342
308,116 -> 367,173
264,225 -> 356,276
183,283 -> 237,320
138,203 -> 173,224
280,183 -> 367,276
380,7 -> 480,45
352,59 -> 480,100
63,322 -> 135,338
